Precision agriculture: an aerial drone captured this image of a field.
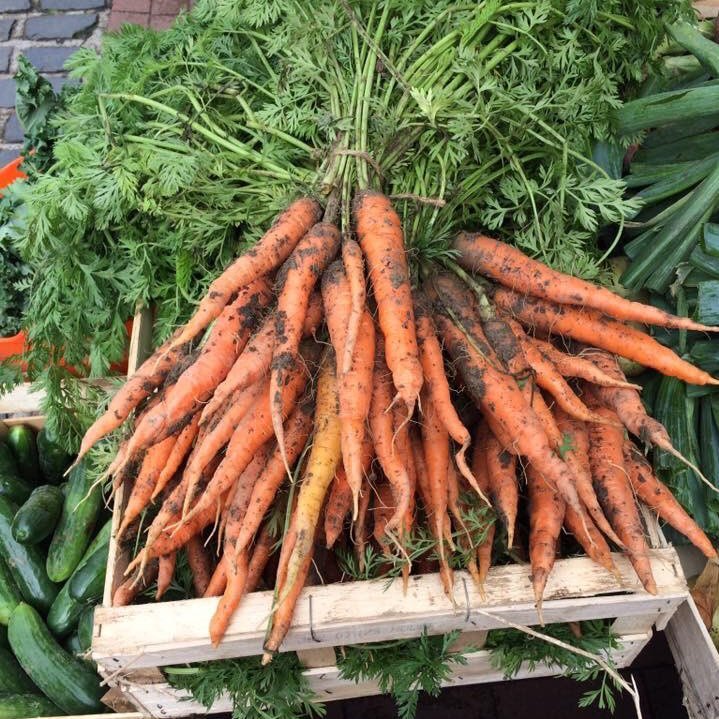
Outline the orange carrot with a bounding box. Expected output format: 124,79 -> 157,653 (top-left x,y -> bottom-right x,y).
324,468 -> 353,550
471,422 -> 496,592
156,551 -> 177,600
123,278 -> 273,467
394,401 -> 418,593
420,389 -> 450,564
414,296 -> 474,491
271,223 -> 340,474
485,431 -> 518,548
341,239 -> 367,375
624,443 -> 717,560
322,261 -> 375,516
494,288 -> 719,386
369,337 -> 411,532
504,317 -> 615,425
353,472 -> 373,571
526,465 -> 565,619
118,434 -> 177,540
168,197 -> 321,352
353,190 -> 423,414
186,536 -> 213,597
435,312 -> 585,519
181,379 -> 268,516
75,332 -> 191,464
552,407 -> 624,548
587,407 -> 657,594
372,480 -> 397,557
205,558 -> 228,598
455,233 -> 718,332
246,520 -> 276,594
202,292 -> 323,425
210,549 -> 249,646
234,398 -> 315,555
152,413 -> 200,500
528,338 -> 641,390
113,560 -> 158,607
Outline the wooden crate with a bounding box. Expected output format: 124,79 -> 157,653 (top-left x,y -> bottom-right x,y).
90,308 -> 691,716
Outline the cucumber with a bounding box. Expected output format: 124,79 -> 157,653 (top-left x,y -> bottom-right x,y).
0,496 -> 58,614
11,486 -> 64,545
47,520 -> 112,638
0,557 -> 22,625
77,605 -> 94,653
0,444 -> 20,480
6,426 -> 41,486
0,443 -> 33,506
0,648 -> 36,693
64,632 -> 83,657
36,427 -> 72,486
0,625 -> 7,648
68,542 -> 108,604
47,460 -> 102,583
0,694 -> 61,718
8,603 -> 104,714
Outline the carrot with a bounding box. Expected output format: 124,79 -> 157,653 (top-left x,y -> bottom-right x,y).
271,222 -> 341,475
181,379 -> 268,516
471,422 -> 496,593
372,480 -> 396,557
75,332 -> 191,465
485,431 -> 519,548
445,460 -> 465,549
202,292 -> 323,425
563,505 -> 618,576
552,407 -> 624,548
246,519 -> 276,594
152,413 -> 201,501
528,338 -> 641,390
210,549 -> 249,646
117,434 -> 177,540
414,296 -> 474,491
263,354 -> 341,660
434,312 -> 586,519
353,472 -> 373,571
341,239 -> 367,375
113,560 -> 158,607
587,407 -> 657,594
526,465 -> 565,620
494,288 -> 719,386
420,389 -> 450,565
205,558 -> 228,598
394,402 -> 418,593
234,398 -> 315,555
455,233 -> 719,332
156,552 -> 177,600
530,391 -> 563,449
322,261 -> 375,516
324,468 -> 353,550
353,190 -> 423,414
503,317 -> 615,425
167,197 -> 321,353
624,443 -> 717,560
123,278 -> 273,468
369,337 -> 412,532
583,350 -> 706,476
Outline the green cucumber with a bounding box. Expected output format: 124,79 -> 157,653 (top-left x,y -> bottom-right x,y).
697,281 -> 719,325
36,427 -> 72,486
47,520 -> 112,638
6,426 -> 41,486
0,557 -> 22,625
0,625 -> 7,648
11,486 -> 64,545
0,496 -> 58,614
0,648 -> 36,693
77,605 -> 93,653
8,603 -> 104,714
0,694 -> 61,718
700,398 -> 719,493
0,444 -> 19,480
68,542 -> 108,604
64,632 -> 83,657
0,443 -> 32,506
47,460 -> 102,583
667,21 -> 719,78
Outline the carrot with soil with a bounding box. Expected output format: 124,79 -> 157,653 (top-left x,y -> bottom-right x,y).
353,190 -> 423,414
455,232 -> 719,332
167,197 -> 322,353
152,413 -> 201,500
341,239 -> 367,375
485,432 -> 519,549
271,222 -> 341,476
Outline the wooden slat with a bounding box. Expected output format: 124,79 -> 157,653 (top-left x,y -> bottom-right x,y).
665,598 -> 719,719
93,548 -> 686,671
110,633 -> 652,718
0,382 -> 45,416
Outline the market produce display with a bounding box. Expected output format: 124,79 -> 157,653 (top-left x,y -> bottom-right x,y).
0,423 -> 108,717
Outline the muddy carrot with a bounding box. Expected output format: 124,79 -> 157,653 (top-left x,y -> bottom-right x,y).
485,431 -> 518,548
341,239 -> 367,375
156,552 -> 177,600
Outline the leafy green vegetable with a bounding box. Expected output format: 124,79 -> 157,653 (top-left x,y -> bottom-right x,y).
166,653 -> 324,719
337,630 -> 471,719
486,621 -> 621,712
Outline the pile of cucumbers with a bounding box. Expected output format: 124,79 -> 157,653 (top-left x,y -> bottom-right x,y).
0,423 -> 111,717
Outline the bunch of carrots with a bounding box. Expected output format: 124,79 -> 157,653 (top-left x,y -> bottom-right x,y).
75,192 -> 719,662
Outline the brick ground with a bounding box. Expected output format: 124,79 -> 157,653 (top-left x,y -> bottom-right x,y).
0,0 -> 190,165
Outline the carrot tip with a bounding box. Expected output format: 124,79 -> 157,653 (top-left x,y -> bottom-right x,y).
261,652 -> 274,666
